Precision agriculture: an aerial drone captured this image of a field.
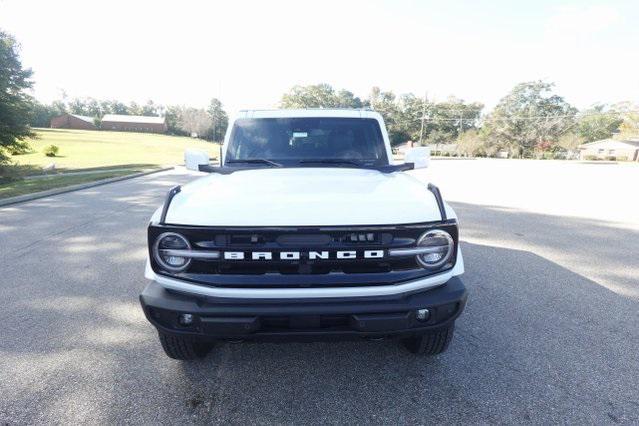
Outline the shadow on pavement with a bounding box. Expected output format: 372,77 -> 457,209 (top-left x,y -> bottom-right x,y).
173,240 -> 638,424
0,179 -> 638,423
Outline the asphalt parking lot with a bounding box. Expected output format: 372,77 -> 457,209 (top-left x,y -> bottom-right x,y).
1,160 -> 638,424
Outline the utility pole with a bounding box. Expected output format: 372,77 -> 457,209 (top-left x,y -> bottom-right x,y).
419,92 -> 428,145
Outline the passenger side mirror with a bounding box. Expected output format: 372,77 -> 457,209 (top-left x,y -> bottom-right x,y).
184,149 -> 210,171
404,147 -> 430,169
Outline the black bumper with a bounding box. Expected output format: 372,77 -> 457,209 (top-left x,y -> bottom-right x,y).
139,277 -> 467,342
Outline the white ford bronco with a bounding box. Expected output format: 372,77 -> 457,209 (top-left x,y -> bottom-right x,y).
140,109 -> 466,360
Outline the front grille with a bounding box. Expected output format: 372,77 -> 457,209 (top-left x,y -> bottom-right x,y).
149,222 -> 458,288
186,256 -> 419,275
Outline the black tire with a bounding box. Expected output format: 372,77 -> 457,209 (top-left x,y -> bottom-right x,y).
158,331 -> 211,360
402,324 -> 455,355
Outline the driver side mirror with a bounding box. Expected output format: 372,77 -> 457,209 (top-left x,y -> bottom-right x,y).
184,149 -> 210,171
404,147 -> 430,169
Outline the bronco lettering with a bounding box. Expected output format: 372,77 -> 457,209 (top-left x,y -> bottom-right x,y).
222,250 -> 387,260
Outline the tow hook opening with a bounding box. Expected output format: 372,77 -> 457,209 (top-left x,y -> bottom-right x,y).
178,313 -> 195,326
415,308 -> 430,321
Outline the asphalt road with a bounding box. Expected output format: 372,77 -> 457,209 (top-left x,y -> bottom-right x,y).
1,161 -> 638,424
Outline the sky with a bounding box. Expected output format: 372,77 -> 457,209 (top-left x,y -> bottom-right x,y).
1,0 -> 638,113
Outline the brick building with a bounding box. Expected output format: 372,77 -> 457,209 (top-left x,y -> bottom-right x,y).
50,113 -> 98,130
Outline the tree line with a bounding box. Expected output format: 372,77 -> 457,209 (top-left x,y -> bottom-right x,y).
279,83 -> 639,158
30,97 -> 229,142
3,27 -> 639,175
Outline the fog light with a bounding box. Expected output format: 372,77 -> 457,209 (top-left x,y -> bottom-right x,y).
178,313 -> 194,326
416,308 -> 430,321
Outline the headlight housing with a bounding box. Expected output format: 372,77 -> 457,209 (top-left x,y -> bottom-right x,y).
153,232 -> 192,272
415,229 -> 454,269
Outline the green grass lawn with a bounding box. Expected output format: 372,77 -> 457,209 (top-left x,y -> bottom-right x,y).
0,169 -> 144,199
12,128 -> 219,174
1,128 -> 220,200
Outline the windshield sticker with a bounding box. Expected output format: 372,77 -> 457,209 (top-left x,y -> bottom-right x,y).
293,132 -> 308,138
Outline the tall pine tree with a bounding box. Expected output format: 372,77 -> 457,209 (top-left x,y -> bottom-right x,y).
0,30 -> 34,167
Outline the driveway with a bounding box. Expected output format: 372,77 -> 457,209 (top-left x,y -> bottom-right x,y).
1,162 -> 638,424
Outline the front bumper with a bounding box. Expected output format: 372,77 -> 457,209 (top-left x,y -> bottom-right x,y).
140,277 -> 467,341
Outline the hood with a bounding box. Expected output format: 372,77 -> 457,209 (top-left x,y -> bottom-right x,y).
164,167 -> 445,227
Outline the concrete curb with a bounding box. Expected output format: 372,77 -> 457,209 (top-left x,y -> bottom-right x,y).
0,167 -> 174,208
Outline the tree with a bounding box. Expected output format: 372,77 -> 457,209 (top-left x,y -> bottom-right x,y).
426,129 -> 458,154
369,87 -> 405,144
613,102 -> 639,138
128,101 -> 142,116
393,93 -> 424,143
426,97 -> 483,143
206,98 -> 228,142
280,84 -> 364,109
482,81 -> 577,158
142,100 -> 159,116
456,130 -> 484,157
68,98 -> 87,115
335,90 -> 364,108
84,98 -> 102,117
178,107 -> 211,137
99,100 -> 113,116
110,100 -> 129,115
369,90 -> 483,146
556,132 -> 584,153
29,100 -> 66,128
164,105 -> 186,135
576,105 -> 623,142
0,30 -> 35,168
280,84 -> 339,108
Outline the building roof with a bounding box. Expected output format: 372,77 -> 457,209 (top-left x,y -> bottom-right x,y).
579,138 -> 639,149
69,114 -> 95,124
101,114 -> 165,124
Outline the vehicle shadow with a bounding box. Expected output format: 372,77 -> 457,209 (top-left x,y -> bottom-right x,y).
174,238 -> 639,424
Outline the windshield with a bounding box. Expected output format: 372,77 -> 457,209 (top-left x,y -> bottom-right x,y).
225,117 -> 388,165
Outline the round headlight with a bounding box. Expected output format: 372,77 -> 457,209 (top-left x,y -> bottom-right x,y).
415,230 -> 454,269
153,232 -> 191,272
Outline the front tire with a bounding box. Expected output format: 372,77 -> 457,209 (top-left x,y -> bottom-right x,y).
402,324 -> 455,355
158,331 -> 211,360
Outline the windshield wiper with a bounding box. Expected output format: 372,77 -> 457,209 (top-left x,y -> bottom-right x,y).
226,159 -> 283,167
299,159 -> 365,167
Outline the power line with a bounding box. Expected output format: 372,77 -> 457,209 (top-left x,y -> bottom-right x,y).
414,110 -> 639,123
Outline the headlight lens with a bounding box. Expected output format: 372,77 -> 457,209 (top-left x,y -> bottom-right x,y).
153,232 -> 191,272
415,229 -> 454,269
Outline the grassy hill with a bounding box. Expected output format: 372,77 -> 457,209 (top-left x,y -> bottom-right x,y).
14,128 -> 219,173
1,129 -> 220,199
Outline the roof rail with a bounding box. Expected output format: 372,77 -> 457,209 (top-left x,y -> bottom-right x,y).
238,107 -> 375,112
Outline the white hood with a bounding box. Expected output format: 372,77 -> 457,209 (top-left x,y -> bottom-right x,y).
163,168 -> 447,227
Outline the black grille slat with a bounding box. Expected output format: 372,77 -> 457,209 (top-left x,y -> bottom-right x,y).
188,257 -> 417,275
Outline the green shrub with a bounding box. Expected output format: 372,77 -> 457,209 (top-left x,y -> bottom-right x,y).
604,156 -> 617,161
583,155 -> 599,161
616,156 -> 628,162
8,140 -> 32,155
43,145 -> 59,157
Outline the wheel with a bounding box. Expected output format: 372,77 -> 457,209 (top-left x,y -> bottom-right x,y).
402,324 -> 455,355
158,331 -> 211,360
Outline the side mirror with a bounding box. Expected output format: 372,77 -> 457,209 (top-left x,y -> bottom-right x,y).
184,149 -> 210,171
404,146 -> 430,169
